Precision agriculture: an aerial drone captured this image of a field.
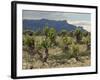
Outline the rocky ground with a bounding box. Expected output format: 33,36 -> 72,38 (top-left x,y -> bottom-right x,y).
22,52 -> 91,69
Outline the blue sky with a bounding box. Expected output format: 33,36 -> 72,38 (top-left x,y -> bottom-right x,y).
22,10 -> 91,32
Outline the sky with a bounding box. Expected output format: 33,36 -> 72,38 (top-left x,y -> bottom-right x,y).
22,10 -> 91,32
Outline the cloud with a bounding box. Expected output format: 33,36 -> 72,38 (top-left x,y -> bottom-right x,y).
23,10 -> 91,21
68,20 -> 91,32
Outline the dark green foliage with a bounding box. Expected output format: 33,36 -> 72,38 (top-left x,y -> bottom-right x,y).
61,35 -> 72,53
43,27 -> 57,47
70,44 -> 79,58
43,26 -> 50,37
68,31 -> 74,37
41,38 -> 50,62
23,35 -> 35,48
74,27 -> 83,43
41,39 -> 49,49
82,35 -> 91,50
23,30 -> 34,36
60,29 -> 67,37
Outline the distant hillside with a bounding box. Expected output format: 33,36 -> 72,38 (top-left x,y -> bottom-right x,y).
23,19 -> 86,32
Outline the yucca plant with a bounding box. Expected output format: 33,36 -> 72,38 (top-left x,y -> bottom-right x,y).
41,38 -> 50,62
62,35 -> 72,53
74,28 -> 82,43
71,43 -> 80,61
24,35 -> 35,49
82,35 -> 91,50
44,26 -> 57,47
60,29 -> 67,37
48,28 -> 57,46
43,26 -> 49,37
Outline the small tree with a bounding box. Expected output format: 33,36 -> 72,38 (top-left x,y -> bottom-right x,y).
83,31 -> 89,37
48,28 -> 57,46
60,29 -> 67,37
68,31 -> 74,37
24,35 -> 34,47
82,35 -> 91,50
44,27 -> 57,47
62,35 -> 72,53
41,39 -> 50,62
43,26 -> 49,37
71,43 -> 80,61
74,28 -> 82,43
23,30 -> 33,36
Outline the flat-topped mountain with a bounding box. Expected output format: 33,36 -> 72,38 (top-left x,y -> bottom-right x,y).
23,19 -> 86,32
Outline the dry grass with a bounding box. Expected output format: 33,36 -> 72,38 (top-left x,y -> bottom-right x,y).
22,36 -> 91,69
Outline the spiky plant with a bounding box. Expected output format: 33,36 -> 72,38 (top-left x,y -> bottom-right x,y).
62,35 -> 72,53
41,38 -> 50,62
82,35 -> 91,50
60,29 -> 67,37
44,27 -> 57,47
74,28 -> 82,43
71,43 -> 80,61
